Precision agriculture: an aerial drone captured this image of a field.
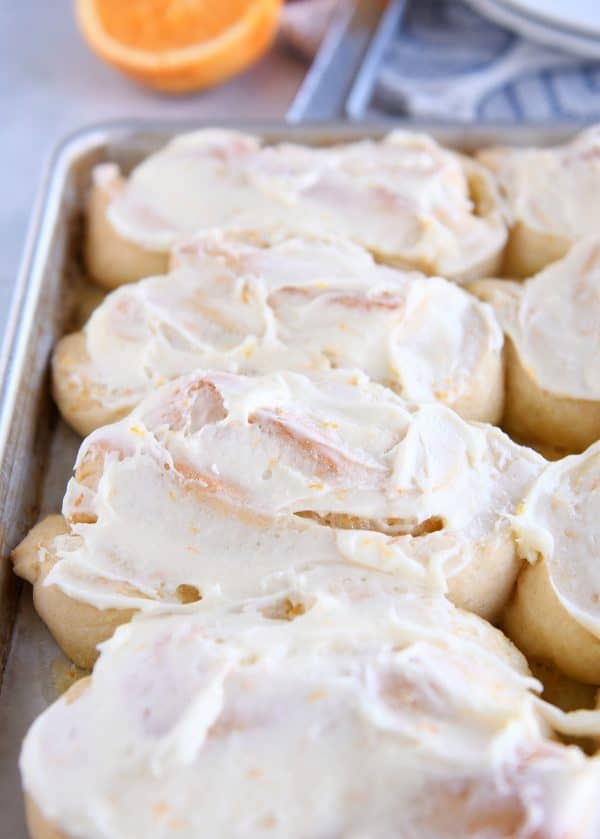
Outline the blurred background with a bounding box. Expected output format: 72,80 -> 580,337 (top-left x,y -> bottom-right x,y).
2,0 -> 599,339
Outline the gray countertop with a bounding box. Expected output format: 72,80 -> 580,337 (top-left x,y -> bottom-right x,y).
0,1 -> 305,342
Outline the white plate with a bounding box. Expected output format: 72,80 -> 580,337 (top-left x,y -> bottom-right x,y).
498,0 -> 600,38
465,0 -> 600,59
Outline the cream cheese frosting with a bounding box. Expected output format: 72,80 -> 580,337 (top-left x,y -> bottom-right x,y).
513,440 -> 600,638
485,237 -> 600,400
41,369 -> 544,616
20,589 -> 600,839
95,129 -> 506,280
65,231 -> 503,420
480,125 -> 600,242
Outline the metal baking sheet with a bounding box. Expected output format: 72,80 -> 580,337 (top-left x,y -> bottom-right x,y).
286,0 -> 408,123
0,119 -> 586,837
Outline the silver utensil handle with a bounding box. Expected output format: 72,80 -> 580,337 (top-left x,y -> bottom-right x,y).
287,0 -> 400,123
346,0 -> 407,120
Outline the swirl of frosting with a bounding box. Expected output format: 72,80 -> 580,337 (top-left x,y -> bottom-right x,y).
53,231 -> 503,436
20,370 -> 544,632
20,589 -> 600,839
92,129 -> 506,282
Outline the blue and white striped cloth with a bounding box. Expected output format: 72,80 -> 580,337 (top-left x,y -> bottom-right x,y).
376,0 -> 600,121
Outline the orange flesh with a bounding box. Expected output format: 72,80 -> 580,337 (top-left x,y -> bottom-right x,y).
95,0 -> 256,52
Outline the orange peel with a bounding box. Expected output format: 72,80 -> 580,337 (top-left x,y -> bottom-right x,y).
75,0 -> 283,93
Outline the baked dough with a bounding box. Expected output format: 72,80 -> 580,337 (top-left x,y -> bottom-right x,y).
469,239 -> 600,453
85,129 -> 507,289
25,797 -> 69,839
19,588 -> 600,839
55,231 -> 505,437
478,126 -> 600,277
13,369 -> 544,667
504,441 -> 600,684
11,515 -> 135,671
85,164 -> 169,288
529,661 -> 598,715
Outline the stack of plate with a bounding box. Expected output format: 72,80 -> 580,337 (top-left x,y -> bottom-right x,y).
465,0 -> 600,58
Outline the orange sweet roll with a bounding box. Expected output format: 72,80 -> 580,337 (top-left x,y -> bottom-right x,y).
20,587 -> 600,839
470,237 -> 600,454
54,231 -> 505,437
85,130 -> 507,287
505,440 -> 600,685
14,368 -> 544,668
478,125 -> 600,277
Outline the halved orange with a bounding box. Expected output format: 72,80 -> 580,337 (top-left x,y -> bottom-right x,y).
75,0 -> 284,93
